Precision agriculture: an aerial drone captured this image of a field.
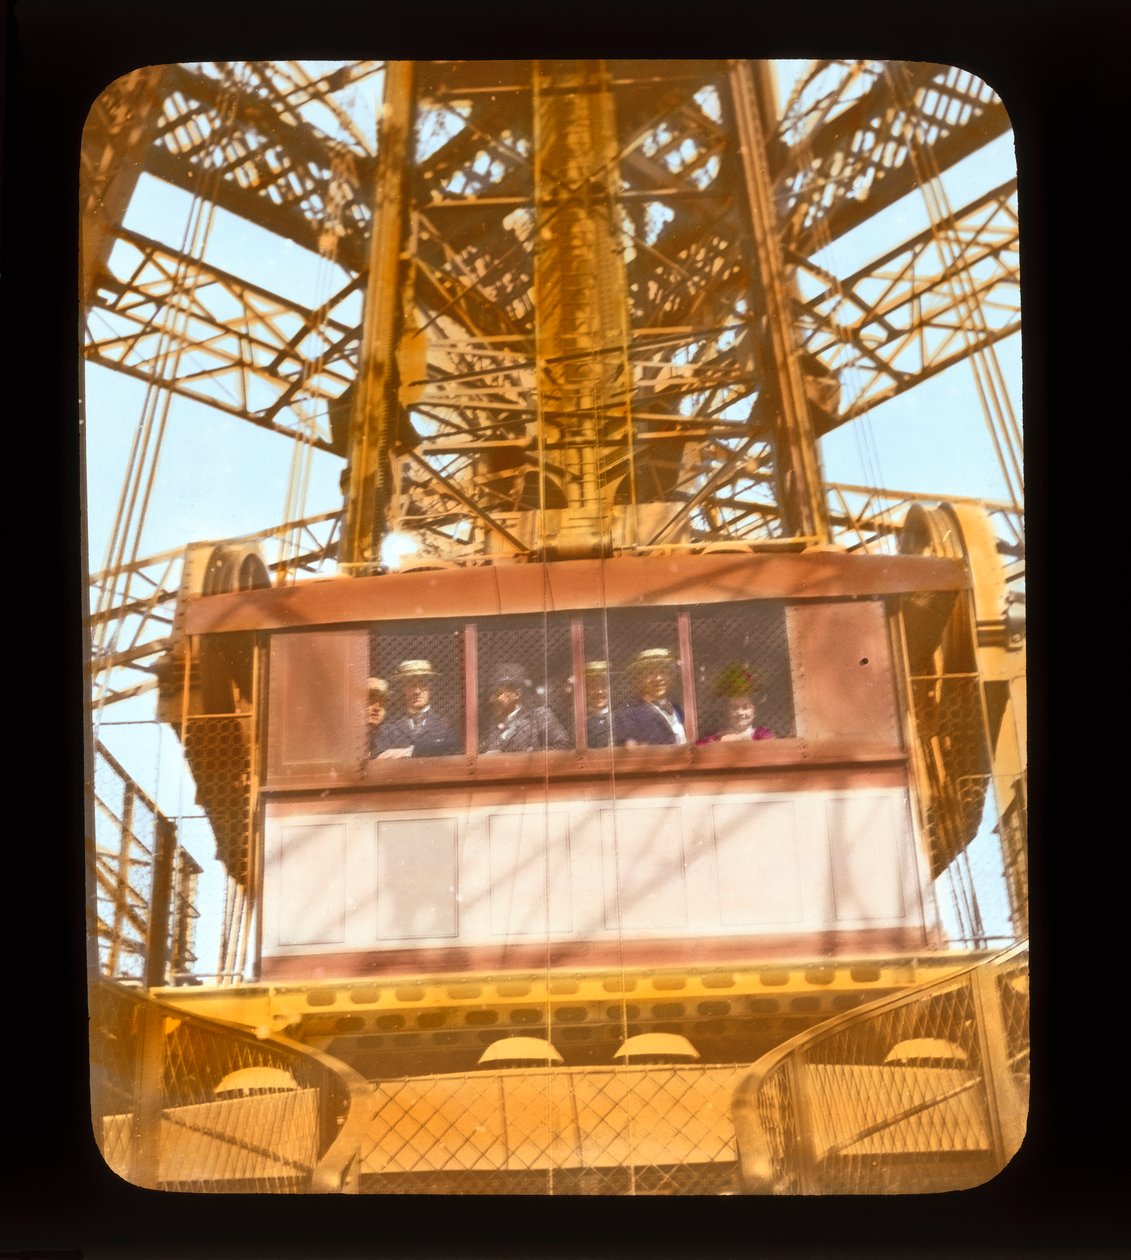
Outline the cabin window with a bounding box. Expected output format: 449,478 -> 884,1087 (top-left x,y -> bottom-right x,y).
579,609 -> 687,745
688,601 -> 795,741
367,620 -> 466,759
476,614 -> 575,753
353,599 -> 796,764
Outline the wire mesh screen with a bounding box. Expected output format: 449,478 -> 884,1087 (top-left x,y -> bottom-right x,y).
182,713 -> 254,882
358,1063 -> 748,1194
370,621 -> 466,757
90,977 -> 354,1192
476,614 -> 574,751
732,943 -> 1029,1194
689,600 -> 794,739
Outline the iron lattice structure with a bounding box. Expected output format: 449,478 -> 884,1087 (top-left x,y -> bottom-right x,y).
83,58 -> 1022,710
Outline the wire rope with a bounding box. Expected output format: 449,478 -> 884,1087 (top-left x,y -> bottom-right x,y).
92,65 -> 248,724
882,63 -> 1023,521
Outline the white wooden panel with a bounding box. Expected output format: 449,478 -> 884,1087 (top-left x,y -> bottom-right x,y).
600,806 -> 687,930
488,812 -> 573,936
276,823 -> 346,945
376,818 -> 459,940
826,794 -> 908,923
263,785 -> 929,958
710,801 -> 804,926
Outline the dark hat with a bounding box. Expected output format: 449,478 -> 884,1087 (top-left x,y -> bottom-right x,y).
487,662 -> 531,692
390,659 -> 437,680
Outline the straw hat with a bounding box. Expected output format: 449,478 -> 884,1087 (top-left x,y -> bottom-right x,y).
390,659 -> 437,680
583,660 -> 610,677
366,677 -> 389,696
626,647 -> 678,675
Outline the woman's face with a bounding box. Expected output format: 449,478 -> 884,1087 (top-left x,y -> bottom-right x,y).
726,697 -> 756,731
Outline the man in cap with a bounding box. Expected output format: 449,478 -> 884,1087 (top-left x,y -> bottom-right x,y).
372,660 -> 460,759
480,662 -> 570,754
583,660 -> 613,748
614,648 -> 688,746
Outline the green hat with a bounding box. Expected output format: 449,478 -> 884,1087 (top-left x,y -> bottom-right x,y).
713,662 -> 765,698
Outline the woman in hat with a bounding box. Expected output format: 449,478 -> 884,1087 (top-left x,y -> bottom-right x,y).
480,662 -> 570,754
614,648 -> 688,747
372,660 -> 461,759
696,662 -> 775,744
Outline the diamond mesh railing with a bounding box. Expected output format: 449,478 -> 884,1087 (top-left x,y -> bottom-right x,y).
731,941 -> 1028,1194
90,976 -> 373,1192
357,1062 -> 748,1194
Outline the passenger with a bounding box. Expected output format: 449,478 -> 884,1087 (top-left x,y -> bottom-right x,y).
480,662 -> 570,753
372,659 -> 461,759
696,663 -> 775,744
615,648 -> 687,746
365,677 -> 389,757
583,660 -> 613,748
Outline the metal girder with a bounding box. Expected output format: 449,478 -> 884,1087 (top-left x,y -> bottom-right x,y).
144,62 -> 377,271
795,179 -> 1020,428
82,66 -> 170,311
85,224 -> 358,446
776,61 -> 1011,257
99,60 -> 1007,312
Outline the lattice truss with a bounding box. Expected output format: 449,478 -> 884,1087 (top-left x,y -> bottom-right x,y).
83,58 -> 1020,701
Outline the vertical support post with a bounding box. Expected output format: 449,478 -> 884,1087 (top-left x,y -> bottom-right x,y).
532,59 -> 633,557
144,814 -> 176,989
570,619 -> 589,748
784,1051 -> 821,1194
107,784 -> 136,977
969,961 -> 1027,1166
463,624 -> 479,757
128,999 -> 166,1189
250,634 -> 266,978
729,60 -> 829,544
340,61 -> 415,572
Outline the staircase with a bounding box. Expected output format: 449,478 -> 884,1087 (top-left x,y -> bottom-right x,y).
731,941 -> 1029,1193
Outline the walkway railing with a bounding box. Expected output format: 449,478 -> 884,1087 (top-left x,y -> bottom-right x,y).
90,976 -> 373,1191
92,740 -> 201,986
730,941 -> 1028,1193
